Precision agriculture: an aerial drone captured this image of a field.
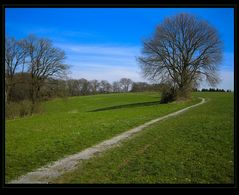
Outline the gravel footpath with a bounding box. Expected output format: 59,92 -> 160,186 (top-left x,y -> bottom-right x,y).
9,97 -> 206,184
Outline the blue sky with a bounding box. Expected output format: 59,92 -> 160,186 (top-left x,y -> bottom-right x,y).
5,8 -> 234,90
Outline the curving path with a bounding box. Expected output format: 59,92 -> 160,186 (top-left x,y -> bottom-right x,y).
9,97 -> 206,184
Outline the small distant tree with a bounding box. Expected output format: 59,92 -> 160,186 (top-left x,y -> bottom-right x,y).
209,88 -> 215,92
138,13 -> 223,102
78,78 -> 90,95
192,88 -> 198,92
131,82 -> 149,92
112,81 -> 122,93
99,80 -> 112,93
67,79 -> 80,96
89,79 -> 100,94
119,78 -> 133,92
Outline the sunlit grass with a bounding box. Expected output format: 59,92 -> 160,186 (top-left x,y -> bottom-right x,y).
52,92 -> 234,184
6,92 -> 199,182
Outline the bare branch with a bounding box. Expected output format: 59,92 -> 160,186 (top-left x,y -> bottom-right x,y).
138,13 -> 223,95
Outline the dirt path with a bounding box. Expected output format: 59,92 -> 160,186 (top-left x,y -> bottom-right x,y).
9,97 -> 206,184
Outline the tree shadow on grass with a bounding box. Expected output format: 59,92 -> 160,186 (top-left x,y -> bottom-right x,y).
88,101 -> 161,112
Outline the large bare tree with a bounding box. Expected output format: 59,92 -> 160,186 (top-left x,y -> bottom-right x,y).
23,35 -> 69,103
138,13 -> 222,98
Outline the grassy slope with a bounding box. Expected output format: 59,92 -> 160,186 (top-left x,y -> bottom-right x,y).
52,92 -> 234,184
6,92 -> 199,182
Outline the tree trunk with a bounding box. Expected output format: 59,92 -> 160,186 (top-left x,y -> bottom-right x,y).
177,82 -> 191,99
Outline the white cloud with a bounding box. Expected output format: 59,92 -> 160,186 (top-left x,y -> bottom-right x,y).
69,63 -> 145,83
55,43 -> 144,82
56,43 -> 140,57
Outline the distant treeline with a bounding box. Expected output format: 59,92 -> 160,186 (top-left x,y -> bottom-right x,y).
200,88 -> 232,92
7,73 -> 167,102
7,72 -> 232,103
5,73 -> 232,119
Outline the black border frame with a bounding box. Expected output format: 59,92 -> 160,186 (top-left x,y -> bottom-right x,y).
1,2 -> 238,189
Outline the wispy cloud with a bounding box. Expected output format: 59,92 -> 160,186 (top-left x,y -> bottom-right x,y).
55,43 -> 140,57
55,43 -> 142,82
69,63 -> 144,83
6,22 -> 98,41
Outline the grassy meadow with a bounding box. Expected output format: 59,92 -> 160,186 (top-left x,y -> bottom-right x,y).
6,92 -> 199,182
5,92 -> 234,184
53,92 -> 234,184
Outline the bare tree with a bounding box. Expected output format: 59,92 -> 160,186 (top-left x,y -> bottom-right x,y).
138,13 -> 222,98
131,82 -> 149,92
77,78 -> 90,95
99,80 -> 112,93
5,37 -> 27,102
67,79 -> 80,96
23,35 -> 69,103
89,79 -> 100,94
112,81 -> 121,93
119,78 -> 133,92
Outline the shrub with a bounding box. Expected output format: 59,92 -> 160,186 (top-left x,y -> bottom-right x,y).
31,102 -> 43,114
160,86 -> 177,103
6,102 -> 21,119
6,100 -> 43,119
19,100 -> 33,117
160,83 -> 193,103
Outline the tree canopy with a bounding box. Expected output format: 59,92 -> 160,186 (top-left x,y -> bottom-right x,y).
138,13 -> 223,100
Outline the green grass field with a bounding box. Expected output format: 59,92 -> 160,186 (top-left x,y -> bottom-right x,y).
6,92 -> 201,182
52,92 -> 234,184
